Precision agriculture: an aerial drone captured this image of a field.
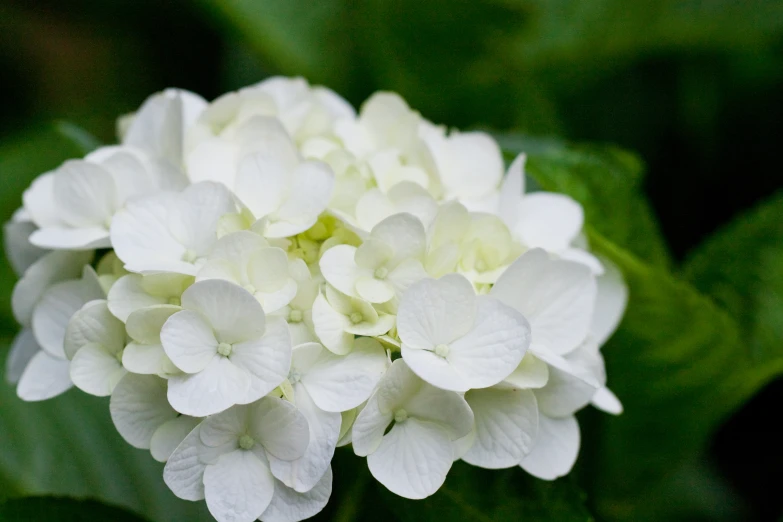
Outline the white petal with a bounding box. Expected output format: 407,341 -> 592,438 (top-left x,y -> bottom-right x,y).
126,304 -> 181,345
269,386 -> 340,492
260,467 -> 332,522
367,419 -> 453,499
231,318 -> 292,404
181,280 -> 266,344
249,397 -> 310,461
515,192 -> 583,251
519,414 -> 580,481
247,248 -> 291,293
355,276 -> 395,304
445,296 -> 530,389
204,450 -> 275,522
274,162 -> 334,225
16,350 -> 72,401
498,154 -> 525,229
167,357 -> 251,416
30,227 -> 110,250
110,192 -> 189,273
591,257 -> 628,346
107,274 -> 167,322
169,182 -> 236,256
22,172 -> 62,228
318,245 -> 368,298
200,405 -> 248,447
351,393 -> 391,457
164,424 -> 208,501
235,152 -> 287,219
53,160 -> 116,227
404,382 -> 474,439
3,216 -> 46,276
503,352 -> 549,389
161,310 -> 219,373
370,213 -> 426,266
110,374 -> 177,449
397,274 -> 476,349
591,386 -> 623,415
534,349 -> 599,418
311,293 -> 353,355
13,250 -> 93,327
187,138 -> 238,186
300,338 -> 387,412
70,343 -> 126,396
6,329 -> 38,383
151,415 -> 202,462
463,388 -> 538,469
63,300 -> 125,360
387,259 -> 428,297
491,249 -> 596,355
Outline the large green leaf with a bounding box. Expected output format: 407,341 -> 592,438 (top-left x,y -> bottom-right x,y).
586,231 -> 783,521
496,135 -> 671,268
682,191 -> 783,366
0,496 -> 150,522
0,350 -> 211,521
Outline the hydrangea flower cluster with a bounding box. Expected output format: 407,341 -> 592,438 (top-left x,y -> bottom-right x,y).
4,77 -> 627,522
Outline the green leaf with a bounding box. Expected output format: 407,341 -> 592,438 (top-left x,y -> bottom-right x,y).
0,496 -> 150,522
55,121 -> 103,155
585,231 -> 783,521
682,191 -> 783,366
497,135 -> 671,268
0,350 -> 211,521
374,461 -> 593,522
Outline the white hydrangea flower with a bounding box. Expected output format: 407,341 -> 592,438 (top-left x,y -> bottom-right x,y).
110,373 -> 199,462
352,359 -> 474,499
3,78 -> 628,519
23,145 -> 187,250
311,284 -> 395,355
397,274 -> 530,392
164,397 -> 310,522
161,279 -> 291,416
111,181 -> 236,275
107,273 -> 192,322
497,154 -> 603,274
197,231 -> 306,313
320,213 -> 427,304
233,130 -> 335,238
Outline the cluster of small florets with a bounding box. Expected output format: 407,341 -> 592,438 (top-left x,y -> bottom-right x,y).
4,77 -> 626,522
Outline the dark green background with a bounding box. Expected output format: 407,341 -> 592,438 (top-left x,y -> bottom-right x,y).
1,1 -> 782,521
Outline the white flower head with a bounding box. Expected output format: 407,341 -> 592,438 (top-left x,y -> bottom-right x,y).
320,213 -> 428,304
398,274 -> 531,392
352,359 -> 474,499
161,279 -> 292,416
164,397 -> 310,522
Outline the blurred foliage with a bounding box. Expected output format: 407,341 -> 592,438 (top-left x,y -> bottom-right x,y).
1,0 -> 782,521
0,497 -> 150,522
